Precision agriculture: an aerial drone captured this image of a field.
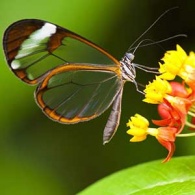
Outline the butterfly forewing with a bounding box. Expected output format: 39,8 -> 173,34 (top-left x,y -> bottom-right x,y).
3,19 -> 120,84
36,64 -> 123,123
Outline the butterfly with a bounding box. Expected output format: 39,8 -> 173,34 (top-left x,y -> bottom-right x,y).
3,19 -> 136,144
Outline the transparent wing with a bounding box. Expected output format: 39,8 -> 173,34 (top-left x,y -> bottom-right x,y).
36,63 -> 123,123
3,19 -> 120,84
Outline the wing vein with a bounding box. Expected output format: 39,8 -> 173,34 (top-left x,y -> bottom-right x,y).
19,53 -> 50,69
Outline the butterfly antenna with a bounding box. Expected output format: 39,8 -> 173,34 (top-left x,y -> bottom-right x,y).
127,7 -> 179,52
130,33 -> 187,74
129,34 -> 187,52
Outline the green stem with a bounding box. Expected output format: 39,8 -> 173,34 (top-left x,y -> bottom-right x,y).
188,110 -> 195,117
177,132 -> 195,137
185,120 -> 195,129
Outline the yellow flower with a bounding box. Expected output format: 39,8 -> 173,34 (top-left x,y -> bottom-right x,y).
126,114 -> 149,142
126,114 -> 170,141
159,45 -> 195,85
159,45 -> 187,80
143,76 -> 172,104
179,51 -> 195,85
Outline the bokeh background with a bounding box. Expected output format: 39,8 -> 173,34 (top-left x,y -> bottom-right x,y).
0,0 -> 195,194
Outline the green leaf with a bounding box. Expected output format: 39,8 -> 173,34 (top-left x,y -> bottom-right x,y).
79,156 -> 195,195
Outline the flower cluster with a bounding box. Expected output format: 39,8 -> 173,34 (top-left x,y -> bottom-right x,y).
127,45 -> 195,162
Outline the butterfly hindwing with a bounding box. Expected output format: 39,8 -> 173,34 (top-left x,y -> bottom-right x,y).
36,64 -> 123,123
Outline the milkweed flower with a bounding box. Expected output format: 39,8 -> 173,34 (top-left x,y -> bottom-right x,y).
159,45 -> 195,89
143,76 -> 172,104
127,114 -> 149,142
159,45 -> 188,80
127,113 -> 177,162
127,45 -> 195,162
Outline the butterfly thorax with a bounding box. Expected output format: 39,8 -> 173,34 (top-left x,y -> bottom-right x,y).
120,52 -> 136,82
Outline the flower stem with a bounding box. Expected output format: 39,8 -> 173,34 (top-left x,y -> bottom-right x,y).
185,120 -> 195,129
176,132 -> 195,137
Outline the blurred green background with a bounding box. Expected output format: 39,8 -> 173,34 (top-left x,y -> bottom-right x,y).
0,0 -> 195,194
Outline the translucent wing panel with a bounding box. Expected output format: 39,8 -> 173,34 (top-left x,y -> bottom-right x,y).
36,68 -> 122,123
3,19 -> 120,84
53,37 -> 116,64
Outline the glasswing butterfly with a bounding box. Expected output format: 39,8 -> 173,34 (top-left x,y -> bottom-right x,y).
2,19 -> 138,144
